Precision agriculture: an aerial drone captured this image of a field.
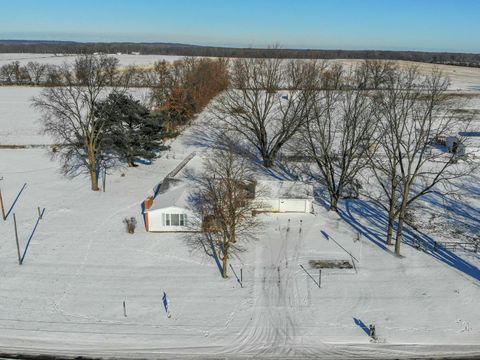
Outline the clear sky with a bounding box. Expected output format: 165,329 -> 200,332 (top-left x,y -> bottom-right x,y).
1,0 -> 479,53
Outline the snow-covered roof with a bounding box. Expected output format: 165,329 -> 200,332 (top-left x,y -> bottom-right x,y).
149,179 -> 191,211
255,180 -> 313,200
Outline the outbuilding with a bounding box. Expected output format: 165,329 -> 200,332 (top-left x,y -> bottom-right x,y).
446,136 -> 465,156
254,180 -> 314,213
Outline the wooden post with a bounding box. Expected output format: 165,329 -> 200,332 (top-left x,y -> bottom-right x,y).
102,167 -> 106,192
13,213 -> 22,265
0,188 -> 5,220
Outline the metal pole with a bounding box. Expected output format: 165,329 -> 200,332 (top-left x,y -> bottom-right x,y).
240,268 -> 243,283
13,213 -> 22,265
0,189 -> 5,220
229,264 -> 243,288
299,265 -> 320,288
123,301 -> 127,317
102,167 -> 106,192
37,206 -> 41,219
319,269 -> 321,288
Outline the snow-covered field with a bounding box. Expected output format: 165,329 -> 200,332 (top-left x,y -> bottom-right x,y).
0,71 -> 480,358
0,53 -> 185,68
0,87 -> 51,145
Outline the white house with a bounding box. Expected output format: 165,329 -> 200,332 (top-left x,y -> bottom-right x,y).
144,178 -> 314,233
254,180 -> 314,213
143,178 -> 199,232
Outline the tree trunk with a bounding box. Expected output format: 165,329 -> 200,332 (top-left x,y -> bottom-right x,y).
395,200 -> 408,256
90,168 -> 99,191
394,217 -> 404,256
262,155 -> 274,168
395,185 -> 410,256
87,146 -> 99,191
230,224 -> 236,244
222,255 -> 228,278
330,195 -> 338,212
386,217 -> 394,246
222,232 -> 229,278
386,206 -> 396,246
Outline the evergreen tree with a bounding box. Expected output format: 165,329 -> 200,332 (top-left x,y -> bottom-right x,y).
96,92 -> 168,167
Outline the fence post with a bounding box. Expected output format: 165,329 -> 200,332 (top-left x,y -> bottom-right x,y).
0,188 -> 5,220
229,264 -> 243,288
13,213 -> 22,265
102,167 -> 107,192
319,269 -> 321,288
351,255 -> 357,274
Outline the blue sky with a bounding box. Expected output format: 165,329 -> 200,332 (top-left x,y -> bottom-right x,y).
0,0 -> 479,52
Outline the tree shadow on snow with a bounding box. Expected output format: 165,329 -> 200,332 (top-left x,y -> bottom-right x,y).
403,226 -> 480,282
183,192 -> 224,277
184,232 -> 224,277
336,198 -> 480,282
338,199 -> 392,254
422,190 -> 480,228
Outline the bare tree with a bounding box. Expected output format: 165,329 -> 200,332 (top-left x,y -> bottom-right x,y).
212,57 -> 319,167
32,54 -> 120,191
189,149 -> 262,278
149,60 -> 175,106
368,66 -> 473,255
25,61 -> 47,85
303,64 -> 378,211
354,60 -> 397,90
0,61 -> 30,84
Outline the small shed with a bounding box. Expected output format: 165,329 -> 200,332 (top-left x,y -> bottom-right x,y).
446,136 -> 467,157
254,180 -> 314,213
143,179 -> 199,232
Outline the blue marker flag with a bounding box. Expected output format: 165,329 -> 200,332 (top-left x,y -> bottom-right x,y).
162,292 -> 171,317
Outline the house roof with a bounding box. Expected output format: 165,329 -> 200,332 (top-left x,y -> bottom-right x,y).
149,180 -> 191,211
255,180 -> 314,200
149,178 -> 314,212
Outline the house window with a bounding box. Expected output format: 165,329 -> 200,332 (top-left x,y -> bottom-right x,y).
163,213 -> 187,227
180,214 -> 187,226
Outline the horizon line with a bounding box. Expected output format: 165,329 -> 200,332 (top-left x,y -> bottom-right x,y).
1,38 -> 480,56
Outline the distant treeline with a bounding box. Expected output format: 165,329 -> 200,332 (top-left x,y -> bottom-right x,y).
1,40 -> 480,67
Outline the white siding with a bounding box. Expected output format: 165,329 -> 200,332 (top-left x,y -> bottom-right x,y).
147,206 -> 200,232
255,198 -> 312,213
280,199 -> 308,212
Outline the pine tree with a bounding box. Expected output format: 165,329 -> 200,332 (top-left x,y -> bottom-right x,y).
96,92 -> 168,167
